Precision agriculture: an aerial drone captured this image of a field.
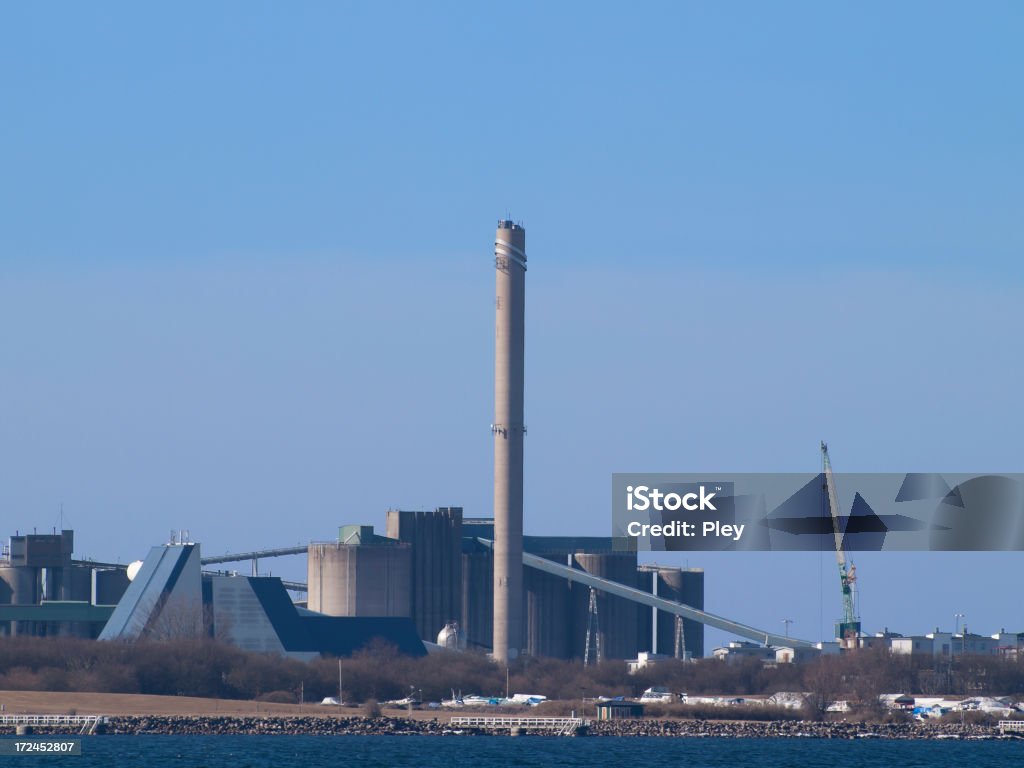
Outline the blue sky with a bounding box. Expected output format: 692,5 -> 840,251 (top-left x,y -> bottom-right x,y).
2,3 -> 1022,648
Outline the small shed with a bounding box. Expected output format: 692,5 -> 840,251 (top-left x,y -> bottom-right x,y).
595,700 -> 645,720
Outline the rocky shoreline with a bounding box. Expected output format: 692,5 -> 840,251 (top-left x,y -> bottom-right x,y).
1,715 -> 1012,739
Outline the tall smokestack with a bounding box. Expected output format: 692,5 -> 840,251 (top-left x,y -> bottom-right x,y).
492,219 -> 526,663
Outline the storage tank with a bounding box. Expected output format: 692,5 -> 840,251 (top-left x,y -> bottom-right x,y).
0,565 -> 37,637
0,565 -> 37,605
570,552 -> 639,661
436,621 -> 467,650
307,541 -> 411,617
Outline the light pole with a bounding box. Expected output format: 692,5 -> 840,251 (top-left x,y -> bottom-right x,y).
954,613 -> 965,635
782,618 -> 793,639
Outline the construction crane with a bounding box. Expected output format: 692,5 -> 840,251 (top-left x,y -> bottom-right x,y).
821,441 -> 861,648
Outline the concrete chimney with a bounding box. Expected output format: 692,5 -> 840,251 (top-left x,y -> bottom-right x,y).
492,219 -> 526,663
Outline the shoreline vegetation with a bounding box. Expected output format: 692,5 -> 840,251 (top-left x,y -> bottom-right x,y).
2,637 -> 1024,706
1,636 -> 1023,740
0,691 -> 1020,740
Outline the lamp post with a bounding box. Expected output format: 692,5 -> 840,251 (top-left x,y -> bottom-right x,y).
782,618 -> 793,638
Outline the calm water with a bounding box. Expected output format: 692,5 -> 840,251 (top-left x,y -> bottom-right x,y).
2,735 -> 1021,767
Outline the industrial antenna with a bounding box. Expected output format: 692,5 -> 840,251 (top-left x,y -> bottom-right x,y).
821,442 -> 861,647
583,587 -> 601,667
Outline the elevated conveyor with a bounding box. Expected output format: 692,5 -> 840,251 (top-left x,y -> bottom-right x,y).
477,538 -> 816,649
200,546 -> 307,565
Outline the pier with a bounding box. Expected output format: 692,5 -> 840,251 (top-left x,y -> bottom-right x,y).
449,716 -> 589,736
0,715 -> 107,734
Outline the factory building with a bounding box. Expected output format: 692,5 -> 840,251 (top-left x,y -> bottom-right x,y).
98,540 -> 425,659
1,520 -> 708,661
353,513 -> 706,661
0,529 -> 129,638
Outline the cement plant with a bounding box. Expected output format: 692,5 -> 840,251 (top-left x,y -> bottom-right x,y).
1,221 -> 1022,684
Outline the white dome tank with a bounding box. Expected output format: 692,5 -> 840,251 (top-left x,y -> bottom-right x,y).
436,621 -> 467,651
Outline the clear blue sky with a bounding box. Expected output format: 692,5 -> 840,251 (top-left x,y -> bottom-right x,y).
2,3 -> 1022,648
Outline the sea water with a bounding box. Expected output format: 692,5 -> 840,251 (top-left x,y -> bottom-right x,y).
1,735 -> 1020,767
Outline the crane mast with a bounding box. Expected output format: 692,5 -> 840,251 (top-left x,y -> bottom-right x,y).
821,441 -> 860,647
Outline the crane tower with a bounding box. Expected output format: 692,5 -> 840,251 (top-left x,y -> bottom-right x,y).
821,441 -> 861,648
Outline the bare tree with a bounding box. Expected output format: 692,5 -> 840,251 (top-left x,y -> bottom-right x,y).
802,658 -> 842,721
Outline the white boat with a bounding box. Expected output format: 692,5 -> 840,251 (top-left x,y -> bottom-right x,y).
462,694 -> 502,706
640,686 -> 675,703
384,688 -> 422,707
441,689 -> 465,708
504,694 -> 548,706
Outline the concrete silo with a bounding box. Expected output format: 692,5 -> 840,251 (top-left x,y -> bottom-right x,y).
571,552 -> 639,661
307,527 -> 411,617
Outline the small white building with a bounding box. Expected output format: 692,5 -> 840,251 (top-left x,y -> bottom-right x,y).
775,646 -> 822,664
627,651 -> 674,675
712,641 -> 775,663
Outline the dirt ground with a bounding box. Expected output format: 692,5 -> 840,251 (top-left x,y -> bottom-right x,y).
0,690 -> 445,719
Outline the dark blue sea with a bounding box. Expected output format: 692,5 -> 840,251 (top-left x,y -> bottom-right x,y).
2,735 -> 1021,767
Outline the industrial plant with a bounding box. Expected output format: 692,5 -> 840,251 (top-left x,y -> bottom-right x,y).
1,221 -> 1021,668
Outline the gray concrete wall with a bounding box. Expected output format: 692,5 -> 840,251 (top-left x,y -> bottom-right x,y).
385,508 -> 462,642
461,550 -> 493,652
